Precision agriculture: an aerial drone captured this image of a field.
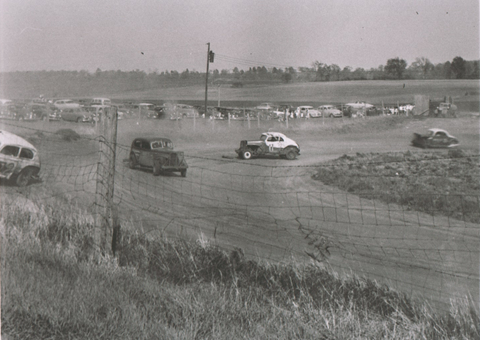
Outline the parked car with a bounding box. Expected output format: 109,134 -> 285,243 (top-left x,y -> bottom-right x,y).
130,103 -> 157,118
0,99 -> 13,106
0,130 -> 41,187
235,132 -> 300,160
345,101 -> 375,109
0,104 -> 14,119
256,103 -> 276,111
296,106 -> 321,118
434,103 -> 457,118
128,137 -> 188,177
8,103 -> 35,121
53,99 -> 80,110
167,104 -> 200,119
30,103 -> 54,121
61,107 -> 93,123
91,98 -> 111,106
411,128 -> 459,149
318,105 -> 343,118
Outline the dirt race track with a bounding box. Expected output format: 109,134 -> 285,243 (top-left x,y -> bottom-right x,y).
1,114 -> 479,312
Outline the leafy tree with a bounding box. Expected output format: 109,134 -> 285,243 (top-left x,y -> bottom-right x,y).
282,73 -> 292,83
450,56 -> 466,79
411,57 -> 434,79
385,57 -> 407,79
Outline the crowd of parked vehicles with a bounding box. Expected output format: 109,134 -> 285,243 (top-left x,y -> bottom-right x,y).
0,95 -> 458,129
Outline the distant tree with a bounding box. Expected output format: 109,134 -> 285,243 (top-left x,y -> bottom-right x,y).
340,66 -> 352,80
181,68 -> 190,79
466,60 -> 480,79
330,64 -> 341,81
450,56 -> 466,79
443,61 -> 452,79
352,67 -> 366,80
411,57 -> 434,79
385,57 -> 407,79
282,73 -> 292,83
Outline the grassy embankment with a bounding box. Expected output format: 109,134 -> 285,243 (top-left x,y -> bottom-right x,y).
312,149 -> 480,224
1,192 -> 478,339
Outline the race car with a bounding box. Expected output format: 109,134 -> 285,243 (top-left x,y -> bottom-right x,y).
411,128 -> 459,149
235,132 -> 300,160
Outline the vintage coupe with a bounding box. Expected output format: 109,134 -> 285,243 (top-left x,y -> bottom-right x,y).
128,137 -> 188,177
411,128 -> 459,149
0,130 -> 41,187
235,132 -> 300,160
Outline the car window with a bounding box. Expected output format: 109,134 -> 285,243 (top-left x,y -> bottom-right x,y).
1,145 -> 20,157
19,148 -> 34,159
435,132 -> 446,137
142,141 -> 151,150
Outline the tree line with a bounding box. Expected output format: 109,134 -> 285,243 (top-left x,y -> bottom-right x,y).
1,56 -> 478,98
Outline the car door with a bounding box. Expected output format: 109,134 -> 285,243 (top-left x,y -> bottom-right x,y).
265,135 -> 282,153
138,140 -> 154,167
0,145 -> 21,176
62,109 -> 72,121
430,131 -> 448,147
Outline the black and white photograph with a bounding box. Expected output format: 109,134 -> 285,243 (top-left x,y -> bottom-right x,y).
0,0 -> 479,342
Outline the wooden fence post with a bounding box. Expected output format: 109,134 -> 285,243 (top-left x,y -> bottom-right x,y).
93,107 -> 118,258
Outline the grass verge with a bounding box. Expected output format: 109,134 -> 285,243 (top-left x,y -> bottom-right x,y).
312,149 -> 480,223
1,193 -> 478,339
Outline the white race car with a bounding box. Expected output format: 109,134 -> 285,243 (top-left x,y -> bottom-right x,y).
235,132 -> 300,160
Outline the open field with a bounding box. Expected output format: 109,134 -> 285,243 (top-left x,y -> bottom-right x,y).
105,79 -> 480,111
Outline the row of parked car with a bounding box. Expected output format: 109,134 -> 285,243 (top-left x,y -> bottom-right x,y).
255,101 -> 416,119
0,97 -> 208,123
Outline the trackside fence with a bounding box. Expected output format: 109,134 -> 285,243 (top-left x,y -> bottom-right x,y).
2,119 -> 479,313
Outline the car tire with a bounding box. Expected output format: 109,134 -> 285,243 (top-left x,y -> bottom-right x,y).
76,117 -> 82,123
152,162 -> 161,176
329,114 -> 334,118
18,116 -> 24,121
181,169 -> 187,178
285,149 -> 297,160
129,154 -> 137,169
15,168 -> 35,187
41,115 -> 48,121
242,150 -> 252,160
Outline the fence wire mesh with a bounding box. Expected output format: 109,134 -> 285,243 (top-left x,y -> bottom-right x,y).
2,121 -> 479,312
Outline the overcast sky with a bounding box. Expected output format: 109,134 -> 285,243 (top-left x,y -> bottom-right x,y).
1,0 -> 479,73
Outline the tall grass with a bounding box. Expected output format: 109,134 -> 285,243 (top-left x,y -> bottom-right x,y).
1,193 -> 478,339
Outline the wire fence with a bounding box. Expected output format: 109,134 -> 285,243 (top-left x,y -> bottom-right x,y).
2,118 -> 479,313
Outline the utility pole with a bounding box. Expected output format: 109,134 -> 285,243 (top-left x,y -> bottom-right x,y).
204,42 -> 210,117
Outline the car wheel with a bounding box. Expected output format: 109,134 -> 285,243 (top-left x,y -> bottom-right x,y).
15,168 -> 35,187
18,116 -> 24,121
41,115 -> 47,121
181,169 -> 187,178
129,154 -> 137,169
329,114 -> 334,118
285,149 -> 297,160
152,161 -> 161,176
242,150 -> 252,160
76,117 -> 82,123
